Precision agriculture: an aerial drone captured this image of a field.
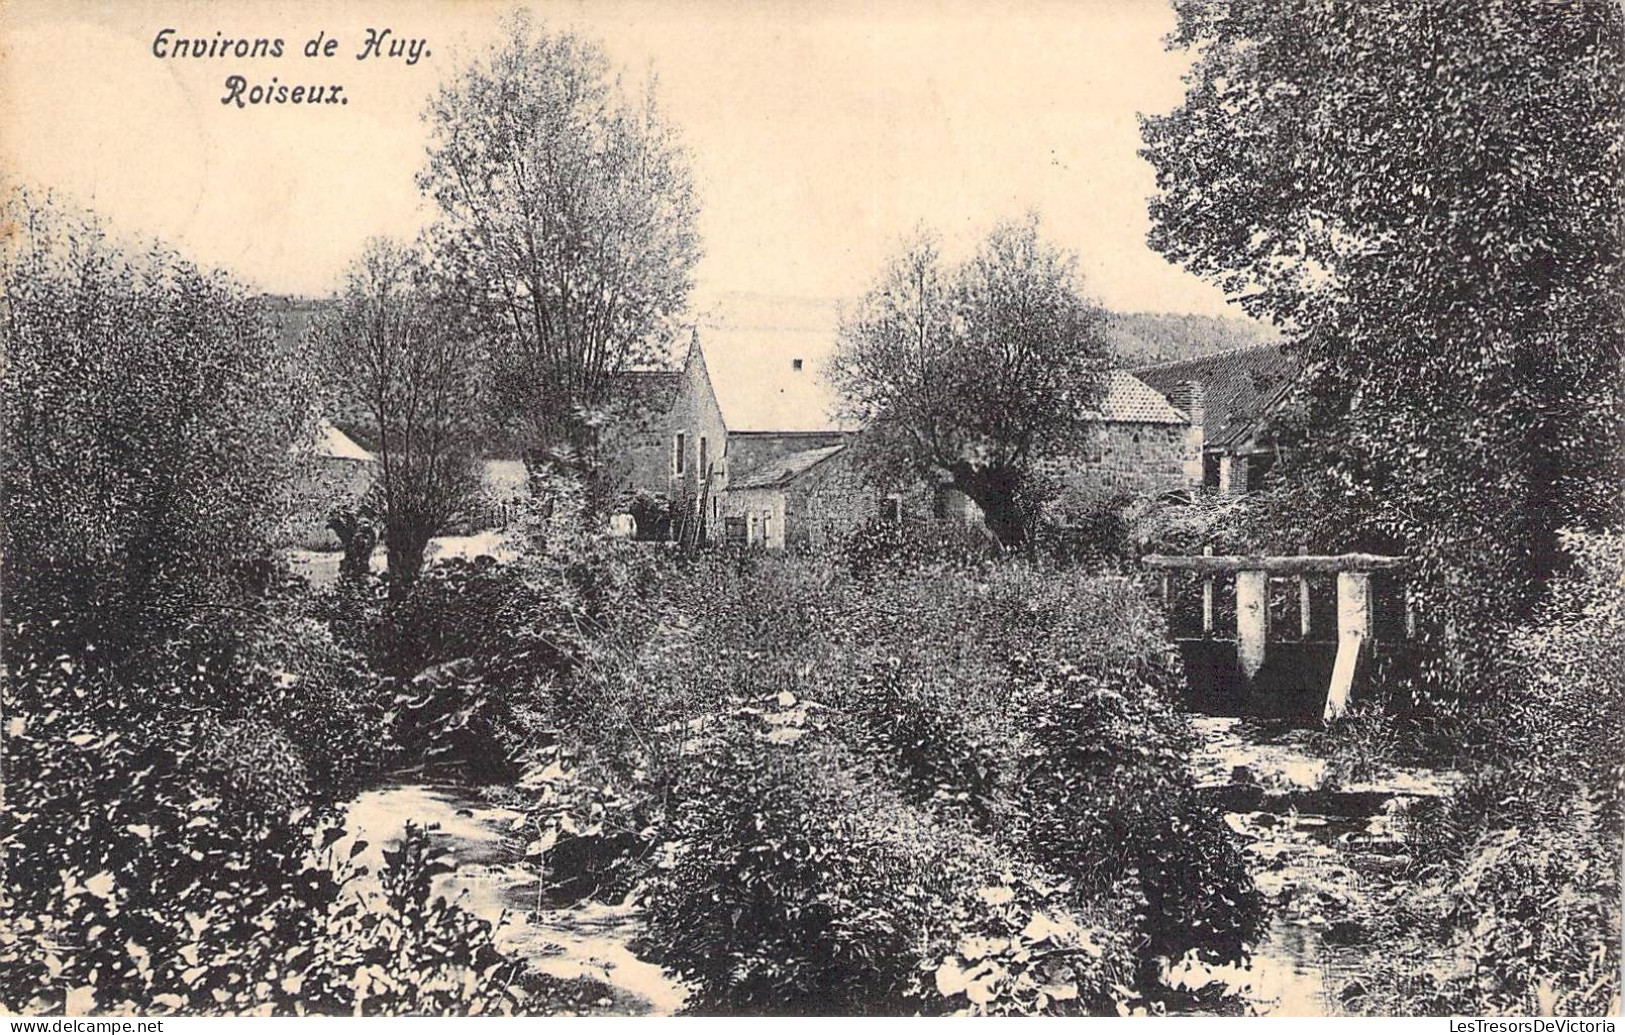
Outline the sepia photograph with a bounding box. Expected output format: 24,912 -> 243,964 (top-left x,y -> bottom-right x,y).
0,0 -> 1620,1020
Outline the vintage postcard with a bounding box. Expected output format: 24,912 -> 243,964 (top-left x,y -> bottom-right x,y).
1,0 -> 1619,1021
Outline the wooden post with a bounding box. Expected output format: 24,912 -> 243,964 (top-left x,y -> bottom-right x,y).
1325,571 -> 1373,721
1298,544 -> 1312,640
1160,572 -> 1171,611
1235,568 -> 1269,680
1201,545 -> 1215,635
1404,584 -> 1416,639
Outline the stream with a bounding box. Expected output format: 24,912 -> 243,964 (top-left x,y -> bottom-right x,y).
340,715 -> 1458,1016
342,784 -> 687,1016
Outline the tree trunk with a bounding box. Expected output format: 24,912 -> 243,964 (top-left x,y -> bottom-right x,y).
949,463 -> 1028,549
385,523 -> 432,599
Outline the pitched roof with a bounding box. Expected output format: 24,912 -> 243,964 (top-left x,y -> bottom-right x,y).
695,295 -> 857,434
1133,344 -> 1299,450
728,444 -> 848,490
1090,371 -> 1190,425
315,418 -> 375,462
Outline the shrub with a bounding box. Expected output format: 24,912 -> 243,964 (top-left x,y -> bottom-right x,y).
642,718 -> 968,1014
0,661 -> 522,1015
840,517 -> 995,581
595,554 -> 1262,1010
1010,661 -> 1263,975
1355,529 -> 1624,1016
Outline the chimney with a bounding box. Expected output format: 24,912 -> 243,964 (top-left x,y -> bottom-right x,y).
1168,380 -> 1205,430
792,358 -> 804,372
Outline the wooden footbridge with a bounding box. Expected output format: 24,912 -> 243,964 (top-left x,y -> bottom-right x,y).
1142,550 -> 1411,722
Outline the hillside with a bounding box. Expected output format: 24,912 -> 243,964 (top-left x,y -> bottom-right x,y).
1102,311 -> 1282,367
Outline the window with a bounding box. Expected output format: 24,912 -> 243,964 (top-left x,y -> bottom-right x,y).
699,435 -> 709,476
724,517 -> 746,545
792,358 -> 804,371
881,496 -> 901,523
763,510 -> 772,544
675,432 -> 686,474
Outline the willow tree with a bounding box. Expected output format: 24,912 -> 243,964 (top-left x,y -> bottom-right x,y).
829,217 -> 1112,547
418,13 -> 701,469
319,239 -> 483,593
1141,0 -> 1623,667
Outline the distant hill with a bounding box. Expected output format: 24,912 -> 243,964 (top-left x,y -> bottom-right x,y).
1102,311 -> 1282,367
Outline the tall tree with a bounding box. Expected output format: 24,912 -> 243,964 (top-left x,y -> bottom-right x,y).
418,13 -> 701,468
829,217 -> 1112,546
319,239 -> 483,594
0,190 -> 318,670
1141,0 -> 1624,663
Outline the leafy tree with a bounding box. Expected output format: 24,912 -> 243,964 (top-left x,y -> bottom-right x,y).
829,216 -> 1112,546
418,12 -> 701,469
318,239 -> 483,594
1140,1 -> 1623,675
0,190 -> 317,670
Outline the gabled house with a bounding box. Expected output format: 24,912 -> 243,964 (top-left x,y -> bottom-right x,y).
1133,344 -> 1300,495
660,332 -> 860,545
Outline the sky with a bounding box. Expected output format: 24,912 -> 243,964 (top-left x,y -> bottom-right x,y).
0,0 -> 1243,318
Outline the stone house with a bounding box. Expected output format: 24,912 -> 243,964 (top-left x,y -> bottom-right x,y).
713,444 -> 890,550
1133,344 -> 1299,495
1035,371 -> 1205,514
657,333 -> 860,545
600,369 -> 684,498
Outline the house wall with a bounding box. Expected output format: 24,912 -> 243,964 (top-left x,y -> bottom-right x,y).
665,345 -> 730,509
600,380 -> 679,497
714,486 -> 786,549
1038,420 -> 1199,503
784,450 -> 884,551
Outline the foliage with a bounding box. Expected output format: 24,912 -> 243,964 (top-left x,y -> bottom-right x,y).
829,215 -> 1114,546
1010,660 -> 1263,973
419,10 -> 701,457
574,552 -> 1260,1011
1354,530 -> 1623,1015
0,662 -> 519,1016
1141,0 -> 1624,682
839,516 -> 995,581
317,238 -> 485,594
1,190 -> 318,669
643,714 -> 996,1015
1102,310 -> 1279,367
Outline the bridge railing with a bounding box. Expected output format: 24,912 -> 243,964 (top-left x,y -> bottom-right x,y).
1142,550 -> 1410,722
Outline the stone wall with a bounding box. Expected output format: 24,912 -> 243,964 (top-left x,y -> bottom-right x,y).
713,486 -> 787,548
599,375 -> 680,498
664,345 -> 729,508
785,449 -> 883,550
1038,419 -> 1200,507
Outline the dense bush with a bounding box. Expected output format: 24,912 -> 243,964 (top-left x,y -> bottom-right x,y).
572,551 -> 1260,1012
840,516 -> 995,580
643,718 -> 973,1014
0,663 -> 520,1015
1354,530 -> 1623,1016
1011,662 -> 1263,974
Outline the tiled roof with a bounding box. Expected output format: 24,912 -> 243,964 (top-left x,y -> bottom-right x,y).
1089,371 -> 1190,425
728,444 -> 848,490
1133,344 -> 1299,449
611,368 -> 683,414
